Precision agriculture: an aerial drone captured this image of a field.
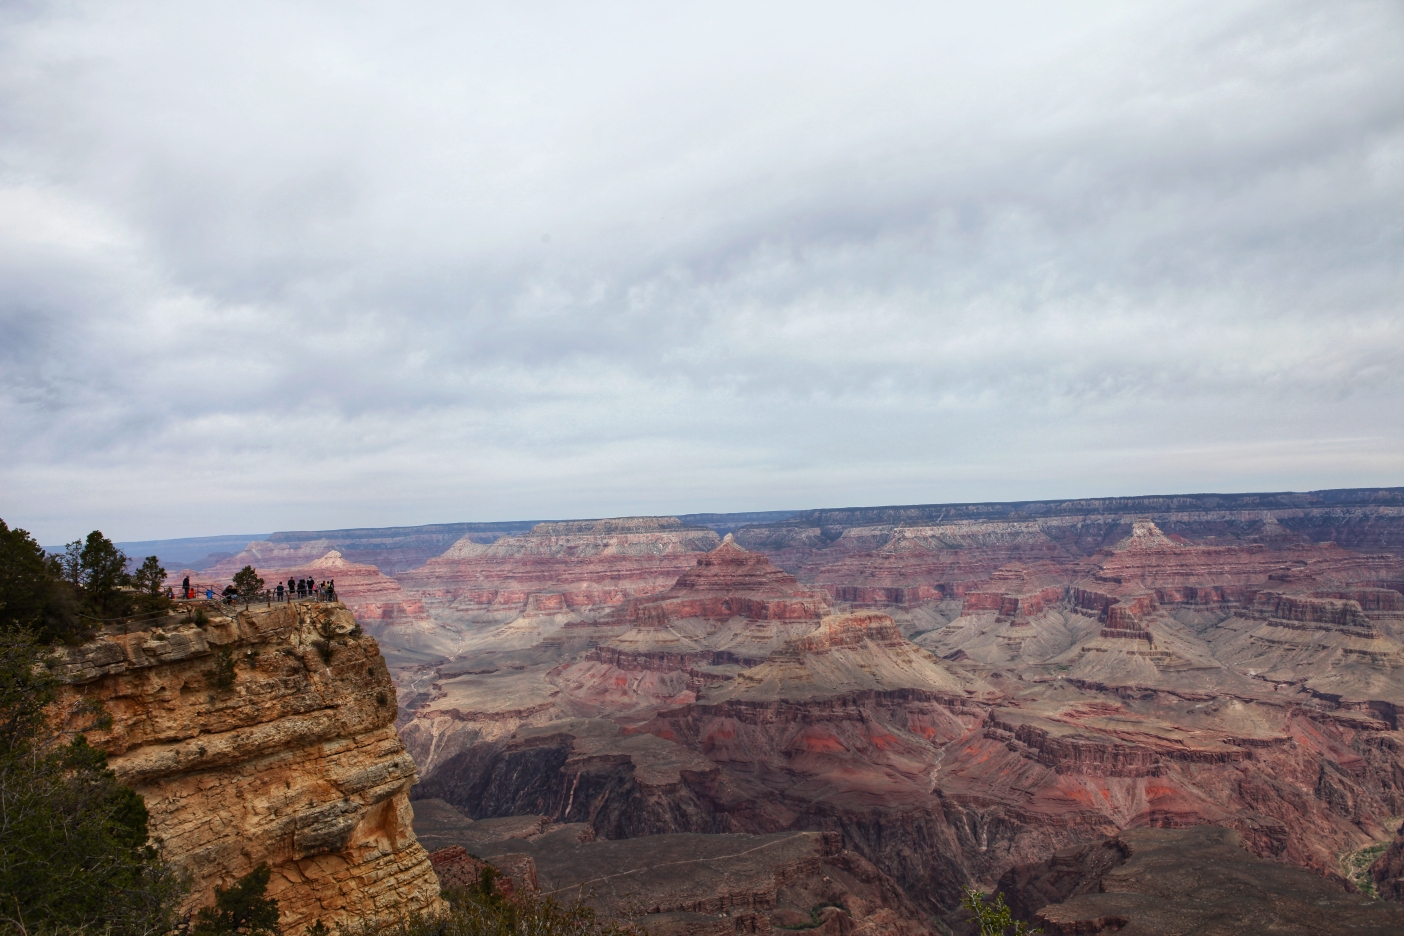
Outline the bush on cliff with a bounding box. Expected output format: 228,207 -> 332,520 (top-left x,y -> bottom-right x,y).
191,863 -> 280,936
0,628 -> 186,936
962,888 -> 1041,936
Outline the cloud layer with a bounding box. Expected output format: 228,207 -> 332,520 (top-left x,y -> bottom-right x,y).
2,1 -> 1402,544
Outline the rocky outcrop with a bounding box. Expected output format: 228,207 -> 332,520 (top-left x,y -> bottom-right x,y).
193,548 -> 438,650
531,540 -> 839,716
620,535 -> 830,628
395,518 -> 720,640
411,798 -> 933,936
412,719 -> 723,840
53,602 -> 444,934
1372,823 -> 1404,901
999,826 -> 1404,935
704,612 -> 979,702
1246,592 -> 1378,634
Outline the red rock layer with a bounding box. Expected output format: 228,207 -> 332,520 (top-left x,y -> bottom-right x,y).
398,518 -> 720,620
810,532 -> 1080,608
960,564 -> 1069,623
618,536 -> 831,627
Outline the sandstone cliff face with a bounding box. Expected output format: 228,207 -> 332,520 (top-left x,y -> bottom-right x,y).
53,602 -> 444,933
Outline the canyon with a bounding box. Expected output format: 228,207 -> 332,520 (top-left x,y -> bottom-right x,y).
168,488 -> 1404,933
51,600 -> 444,934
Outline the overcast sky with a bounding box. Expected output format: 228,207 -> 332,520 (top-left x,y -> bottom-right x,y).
2,1 -> 1402,545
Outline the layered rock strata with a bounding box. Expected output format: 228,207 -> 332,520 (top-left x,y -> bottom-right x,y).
52,602 -> 444,933
394,518 -> 721,653
999,826 -> 1404,935
390,497 -> 1404,927
412,799 -> 932,935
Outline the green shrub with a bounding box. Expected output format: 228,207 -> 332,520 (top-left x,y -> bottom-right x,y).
0,520 -> 80,643
0,629 -> 186,936
209,645 -> 237,689
962,888 -> 1040,936
191,863 -> 281,936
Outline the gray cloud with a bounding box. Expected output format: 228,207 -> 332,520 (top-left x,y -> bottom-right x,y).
1,0 -> 1402,544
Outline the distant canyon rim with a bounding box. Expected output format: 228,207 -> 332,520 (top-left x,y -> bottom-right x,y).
139,488 -> 1404,934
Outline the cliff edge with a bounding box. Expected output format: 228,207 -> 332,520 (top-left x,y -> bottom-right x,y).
52,601 -> 444,933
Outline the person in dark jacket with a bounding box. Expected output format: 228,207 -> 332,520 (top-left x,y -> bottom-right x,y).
183,575 -> 191,599
288,577 -> 296,600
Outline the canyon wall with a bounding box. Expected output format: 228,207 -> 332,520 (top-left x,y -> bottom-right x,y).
153,491 -> 1404,929
52,601 -> 444,934
394,517 -> 1404,931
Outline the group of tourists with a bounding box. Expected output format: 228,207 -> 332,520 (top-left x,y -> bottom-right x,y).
172,574 -> 337,604
275,577 -> 336,602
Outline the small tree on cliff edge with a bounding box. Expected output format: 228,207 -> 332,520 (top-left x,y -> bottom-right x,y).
232,566 -> 264,601
79,530 -> 133,619
963,888 -> 1041,936
192,863 -> 281,936
133,555 -> 171,614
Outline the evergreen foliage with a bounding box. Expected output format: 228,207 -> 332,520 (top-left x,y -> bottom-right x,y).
0,521 -> 79,644
209,646 -> 237,690
232,566 -> 264,601
190,864 -> 280,936
79,531 -> 133,619
0,629 -> 186,936
132,556 -> 171,614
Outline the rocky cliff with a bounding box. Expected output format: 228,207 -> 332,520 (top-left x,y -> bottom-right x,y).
1000,826 -> 1404,935
52,601 -> 444,934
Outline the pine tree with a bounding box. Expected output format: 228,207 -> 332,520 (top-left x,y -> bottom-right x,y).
79,531 -> 132,619
191,863 -> 281,936
133,555 -> 171,613
232,566 -> 265,601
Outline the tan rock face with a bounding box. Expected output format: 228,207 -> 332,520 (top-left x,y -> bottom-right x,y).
52,602 -> 445,934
